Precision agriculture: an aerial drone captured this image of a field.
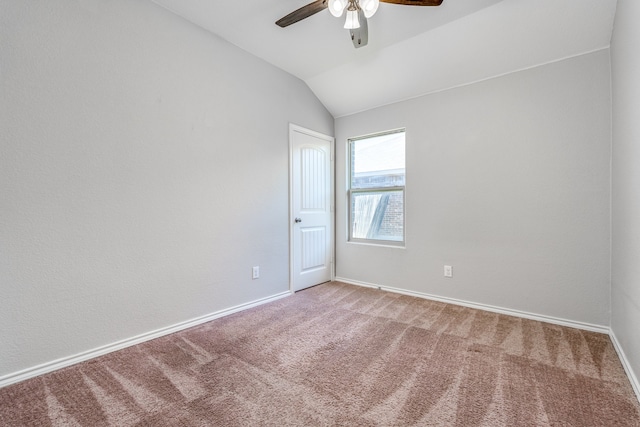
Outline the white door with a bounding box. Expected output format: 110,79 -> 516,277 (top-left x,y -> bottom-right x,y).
290,124 -> 334,292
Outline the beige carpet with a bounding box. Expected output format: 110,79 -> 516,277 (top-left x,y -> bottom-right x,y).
1,281 -> 639,426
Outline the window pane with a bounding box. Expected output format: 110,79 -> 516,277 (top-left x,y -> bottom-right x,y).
351,132 -> 405,189
351,190 -> 404,242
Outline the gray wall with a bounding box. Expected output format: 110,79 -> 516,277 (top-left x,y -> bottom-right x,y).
335,50 -> 612,327
611,0 -> 640,392
0,0 -> 333,378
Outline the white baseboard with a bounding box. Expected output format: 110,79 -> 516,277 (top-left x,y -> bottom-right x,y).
0,291 -> 292,389
610,330 -> 640,403
334,277 -> 609,334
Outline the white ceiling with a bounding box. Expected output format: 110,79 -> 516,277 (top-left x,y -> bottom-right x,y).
151,0 -> 617,118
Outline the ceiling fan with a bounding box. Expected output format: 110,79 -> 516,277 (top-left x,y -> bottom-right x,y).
276,0 -> 443,49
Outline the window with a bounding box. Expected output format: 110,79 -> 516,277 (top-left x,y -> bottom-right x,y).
349,129 -> 405,245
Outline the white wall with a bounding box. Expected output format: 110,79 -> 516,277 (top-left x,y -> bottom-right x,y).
611,0 -> 640,393
0,0 -> 333,379
335,50 -> 612,327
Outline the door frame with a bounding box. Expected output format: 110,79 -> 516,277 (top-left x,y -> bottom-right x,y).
288,123 -> 335,293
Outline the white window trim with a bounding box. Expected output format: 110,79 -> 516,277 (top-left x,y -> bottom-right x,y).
347,129 -> 406,247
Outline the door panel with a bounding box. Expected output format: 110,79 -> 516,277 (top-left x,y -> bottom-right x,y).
301,147 -> 327,211
301,227 -> 326,272
290,125 -> 333,292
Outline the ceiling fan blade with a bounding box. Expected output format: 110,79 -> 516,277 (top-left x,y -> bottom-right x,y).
349,11 -> 368,48
276,0 -> 328,28
380,0 -> 443,5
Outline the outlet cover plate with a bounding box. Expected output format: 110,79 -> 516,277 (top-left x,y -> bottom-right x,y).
444,265 -> 453,278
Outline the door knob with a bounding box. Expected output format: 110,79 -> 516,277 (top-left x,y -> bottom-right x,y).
295,218 -> 302,223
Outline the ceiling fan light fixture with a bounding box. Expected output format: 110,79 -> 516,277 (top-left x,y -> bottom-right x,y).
344,6 -> 360,29
360,0 -> 379,18
328,0 -> 347,17
275,0 -> 445,48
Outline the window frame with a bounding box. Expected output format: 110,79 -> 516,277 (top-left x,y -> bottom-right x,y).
347,129 -> 406,247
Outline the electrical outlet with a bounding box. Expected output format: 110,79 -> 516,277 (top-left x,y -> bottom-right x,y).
252,266 -> 260,279
444,265 -> 453,278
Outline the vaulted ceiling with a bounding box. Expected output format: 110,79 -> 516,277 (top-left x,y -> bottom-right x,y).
151,0 -> 617,117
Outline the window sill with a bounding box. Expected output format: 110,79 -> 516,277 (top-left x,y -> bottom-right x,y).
347,240 -> 406,249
